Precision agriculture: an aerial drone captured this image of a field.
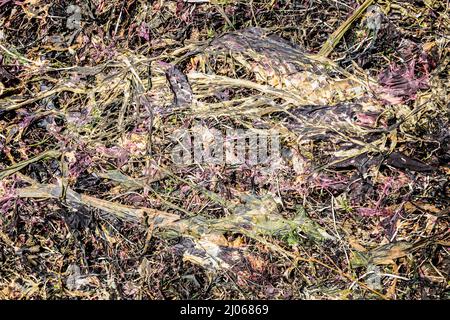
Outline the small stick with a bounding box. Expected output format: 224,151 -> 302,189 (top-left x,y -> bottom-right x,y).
316,0 -> 376,58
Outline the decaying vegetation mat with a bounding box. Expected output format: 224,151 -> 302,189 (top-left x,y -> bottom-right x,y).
0,0 -> 448,299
